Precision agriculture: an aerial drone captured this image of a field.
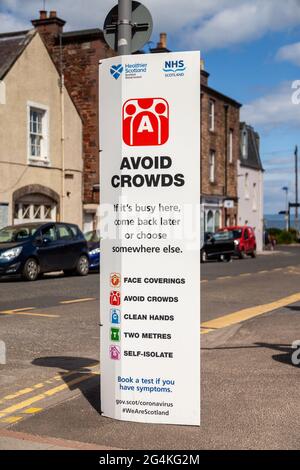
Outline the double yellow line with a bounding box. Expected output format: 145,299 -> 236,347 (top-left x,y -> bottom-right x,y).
0,364 -> 99,424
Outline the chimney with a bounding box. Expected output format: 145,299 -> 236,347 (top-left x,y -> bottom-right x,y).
32,10 -> 66,45
39,10 -> 47,20
157,33 -> 167,49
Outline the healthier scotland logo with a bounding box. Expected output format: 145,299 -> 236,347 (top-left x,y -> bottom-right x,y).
110,64 -> 124,80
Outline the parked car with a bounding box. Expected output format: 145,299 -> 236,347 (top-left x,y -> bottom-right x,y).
201,231 -> 235,263
84,230 -> 100,271
0,222 -> 89,281
219,226 -> 256,259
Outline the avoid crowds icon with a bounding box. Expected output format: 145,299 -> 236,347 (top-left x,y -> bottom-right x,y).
123,98 -> 169,146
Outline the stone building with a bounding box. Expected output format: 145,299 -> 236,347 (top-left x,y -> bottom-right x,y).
238,123 -> 264,251
152,34 -> 242,232
30,10 -> 242,233
200,65 -> 241,232
0,28 -> 83,229
31,10 -> 114,232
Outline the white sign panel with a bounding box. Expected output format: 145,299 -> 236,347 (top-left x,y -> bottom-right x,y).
100,52 -> 201,426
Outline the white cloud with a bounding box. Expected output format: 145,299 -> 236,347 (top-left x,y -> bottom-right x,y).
241,81 -> 300,128
0,12 -> 28,33
1,0 -> 300,50
276,42 -> 300,66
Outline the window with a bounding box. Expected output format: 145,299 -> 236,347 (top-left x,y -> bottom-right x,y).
214,210 -> 221,231
14,203 -> 56,224
229,130 -> 233,164
245,173 -> 250,199
253,183 -> 257,211
41,225 -> 57,242
209,100 -> 215,131
241,129 -> 248,159
27,102 -> 49,165
206,210 -> 214,233
57,224 -> 73,241
209,150 -> 216,183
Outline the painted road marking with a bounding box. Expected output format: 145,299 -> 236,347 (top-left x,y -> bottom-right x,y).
201,292 -> 300,332
1,416 -> 23,424
0,309 -> 59,318
0,363 -> 99,405
60,298 -> 96,305
0,373 -> 98,419
22,408 -> 43,414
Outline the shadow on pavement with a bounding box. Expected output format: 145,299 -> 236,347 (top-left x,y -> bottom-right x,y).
202,342 -> 300,368
32,356 -> 101,413
285,306 -> 300,312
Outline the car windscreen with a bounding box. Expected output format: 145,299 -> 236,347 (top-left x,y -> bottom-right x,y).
85,230 -> 100,243
213,232 -> 234,241
0,226 -> 38,243
232,229 -> 243,239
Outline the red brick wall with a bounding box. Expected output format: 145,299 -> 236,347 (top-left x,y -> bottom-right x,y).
201,85 -> 240,224
36,26 -> 114,205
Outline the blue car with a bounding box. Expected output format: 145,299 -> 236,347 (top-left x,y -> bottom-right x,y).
84,230 -> 100,271
0,222 -> 89,281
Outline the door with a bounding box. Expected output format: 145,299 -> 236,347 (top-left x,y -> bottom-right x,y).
243,228 -> 250,253
36,224 -> 60,272
56,224 -> 77,270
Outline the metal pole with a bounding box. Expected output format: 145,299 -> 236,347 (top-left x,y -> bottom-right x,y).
295,145 -> 298,231
285,189 -> 289,231
118,0 -> 132,56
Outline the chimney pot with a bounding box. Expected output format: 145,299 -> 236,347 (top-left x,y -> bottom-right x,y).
158,32 -> 167,49
50,11 -> 57,18
39,10 -> 47,20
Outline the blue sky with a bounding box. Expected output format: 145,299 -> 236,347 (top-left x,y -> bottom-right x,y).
1,0 -> 300,214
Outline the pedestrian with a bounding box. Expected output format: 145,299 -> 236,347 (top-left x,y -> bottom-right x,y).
270,234 -> 276,251
264,230 -> 271,250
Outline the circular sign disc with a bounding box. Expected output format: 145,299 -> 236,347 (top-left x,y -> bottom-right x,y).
104,1 -> 153,53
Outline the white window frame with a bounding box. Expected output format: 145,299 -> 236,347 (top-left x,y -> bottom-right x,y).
245,173 -> 250,200
209,99 -> 215,132
14,202 -> 56,225
241,129 -> 248,159
209,150 -> 216,183
229,129 -> 233,164
27,101 -> 50,166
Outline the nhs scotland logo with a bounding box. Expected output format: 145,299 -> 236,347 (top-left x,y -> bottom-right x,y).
163,60 -> 186,78
110,64 -> 123,80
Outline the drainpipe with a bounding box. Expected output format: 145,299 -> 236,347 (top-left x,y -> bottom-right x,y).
59,33 -> 65,222
224,104 -> 229,226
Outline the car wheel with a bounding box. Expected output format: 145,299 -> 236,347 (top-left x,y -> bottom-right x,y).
22,258 -> 39,282
201,250 -> 207,263
251,250 -> 256,258
239,249 -> 246,259
76,255 -> 89,276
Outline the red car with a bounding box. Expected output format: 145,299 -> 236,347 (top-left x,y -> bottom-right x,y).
219,226 -> 256,259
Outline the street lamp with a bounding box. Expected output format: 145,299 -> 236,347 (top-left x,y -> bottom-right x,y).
282,186 -> 289,231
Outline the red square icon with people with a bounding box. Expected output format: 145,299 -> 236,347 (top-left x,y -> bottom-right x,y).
123,98 -> 169,146
110,291 -> 121,306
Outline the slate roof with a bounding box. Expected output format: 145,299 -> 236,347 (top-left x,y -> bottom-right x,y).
0,30 -> 35,80
240,123 -> 264,171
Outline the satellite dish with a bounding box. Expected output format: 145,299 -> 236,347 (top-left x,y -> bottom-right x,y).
104,1 -> 153,53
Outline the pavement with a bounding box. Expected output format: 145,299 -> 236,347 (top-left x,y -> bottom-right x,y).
0,246 -> 300,449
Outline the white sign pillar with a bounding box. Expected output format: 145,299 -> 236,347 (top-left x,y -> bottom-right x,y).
100,52 -> 201,426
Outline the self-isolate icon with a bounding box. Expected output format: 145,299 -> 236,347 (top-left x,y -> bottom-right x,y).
110,290 -> 121,306
110,345 -> 121,361
123,98 -> 169,146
